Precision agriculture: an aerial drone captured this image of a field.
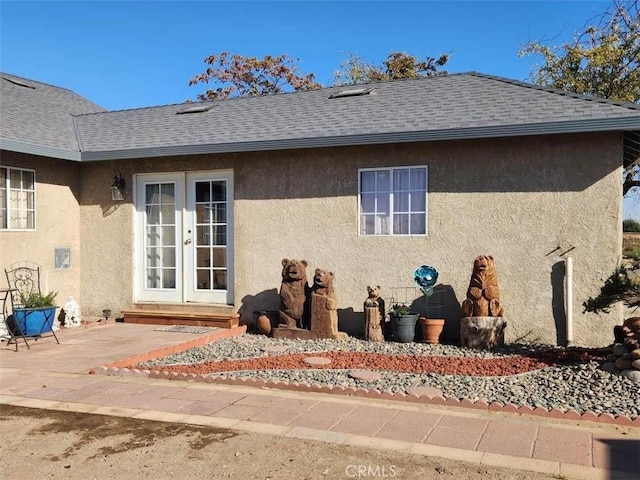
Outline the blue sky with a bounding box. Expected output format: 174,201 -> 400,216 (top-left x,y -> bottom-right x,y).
2,0 -> 638,218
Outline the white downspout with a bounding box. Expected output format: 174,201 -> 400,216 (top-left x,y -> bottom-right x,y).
565,257 -> 573,346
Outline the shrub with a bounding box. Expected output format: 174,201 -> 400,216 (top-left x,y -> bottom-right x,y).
623,219 -> 640,232
18,290 -> 58,308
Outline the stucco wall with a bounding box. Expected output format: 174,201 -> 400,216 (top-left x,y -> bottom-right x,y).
74,132 -> 622,346
233,132 -> 623,347
0,152 -> 82,311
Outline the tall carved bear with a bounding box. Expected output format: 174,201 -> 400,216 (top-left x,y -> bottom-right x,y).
310,268 -> 346,339
461,255 -> 504,317
279,258 -> 309,328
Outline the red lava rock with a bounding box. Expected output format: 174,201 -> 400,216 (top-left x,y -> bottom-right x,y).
133,349 -> 603,378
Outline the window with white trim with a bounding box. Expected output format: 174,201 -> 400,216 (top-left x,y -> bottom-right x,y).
359,166 -> 427,236
0,166 -> 36,230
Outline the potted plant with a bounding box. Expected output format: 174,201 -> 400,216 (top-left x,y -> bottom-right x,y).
414,265 -> 445,344
8,290 -> 58,337
388,303 -> 420,343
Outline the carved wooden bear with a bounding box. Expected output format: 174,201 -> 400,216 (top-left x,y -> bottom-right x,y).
364,285 -> 385,342
310,268 -> 343,338
279,258 -> 309,328
461,255 -> 504,317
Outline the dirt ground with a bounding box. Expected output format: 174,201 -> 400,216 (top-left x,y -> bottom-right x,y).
0,405 -> 558,480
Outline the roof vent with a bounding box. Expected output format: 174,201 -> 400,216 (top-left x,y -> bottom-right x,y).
2,77 -> 36,89
329,87 -> 376,99
176,104 -> 214,114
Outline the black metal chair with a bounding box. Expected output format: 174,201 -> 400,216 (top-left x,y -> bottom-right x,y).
3,261 -> 60,351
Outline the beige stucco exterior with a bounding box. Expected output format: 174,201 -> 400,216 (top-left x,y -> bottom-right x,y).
0,152 -> 82,308
1,131 -> 624,346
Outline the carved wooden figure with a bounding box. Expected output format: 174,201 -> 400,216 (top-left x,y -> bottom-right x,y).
364,286 -> 385,342
278,258 -> 309,328
309,269 -> 347,339
461,255 -> 504,318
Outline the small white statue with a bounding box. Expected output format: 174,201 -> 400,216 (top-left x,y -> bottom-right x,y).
61,296 -> 82,328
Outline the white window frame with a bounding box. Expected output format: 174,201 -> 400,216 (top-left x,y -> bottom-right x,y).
0,166 -> 36,231
358,166 -> 428,236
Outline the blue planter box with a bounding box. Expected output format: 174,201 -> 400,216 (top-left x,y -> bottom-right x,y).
11,307 -> 57,336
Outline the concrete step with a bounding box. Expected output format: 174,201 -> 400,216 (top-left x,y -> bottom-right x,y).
121,308 -> 239,329
130,303 -> 235,314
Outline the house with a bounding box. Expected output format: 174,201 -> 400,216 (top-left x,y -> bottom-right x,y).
1,71 -> 639,346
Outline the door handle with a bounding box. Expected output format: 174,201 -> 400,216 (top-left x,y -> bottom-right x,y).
184,238 -> 192,245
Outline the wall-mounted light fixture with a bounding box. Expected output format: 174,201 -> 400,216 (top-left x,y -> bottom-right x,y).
111,170 -> 125,201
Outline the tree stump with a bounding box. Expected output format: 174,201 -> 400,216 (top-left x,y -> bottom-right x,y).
460,316 -> 507,350
364,306 -> 384,342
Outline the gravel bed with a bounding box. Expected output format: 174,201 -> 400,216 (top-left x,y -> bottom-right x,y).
139,334 -> 640,419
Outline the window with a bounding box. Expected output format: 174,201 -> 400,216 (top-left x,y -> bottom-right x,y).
0,167 -> 36,230
359,166 -> 427,236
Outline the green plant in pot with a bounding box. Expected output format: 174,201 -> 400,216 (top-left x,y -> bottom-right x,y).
9,290 -> 58,337
19,290 -> 58,308
388,303 -> 420,343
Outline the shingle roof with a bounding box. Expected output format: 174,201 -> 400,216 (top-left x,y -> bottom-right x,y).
0,73 -> 105,160
1,71 -> 638,161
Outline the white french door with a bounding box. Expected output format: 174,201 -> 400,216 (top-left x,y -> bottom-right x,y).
134,171 -> 233,304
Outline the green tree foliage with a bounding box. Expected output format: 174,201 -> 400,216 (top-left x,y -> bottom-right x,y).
333,51 -> 449,86
520,0 -> 639,103
520,1 -> 640,197
623,218 -> 640,232
189,52 -> 322,100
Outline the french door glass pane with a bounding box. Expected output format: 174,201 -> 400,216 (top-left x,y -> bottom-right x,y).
163,269 -> 176,288
197,247 -> 210,267
145,182 -> 176,290
197,269 -> 211,289
145,184 -> 159,203
212,247 -> 227,267
212,181 -> 226,201
161,204 -> 175,224
213,225 -> 226,245
213,271 -> 227,289
195,180 -> 227,291
196,226 -> 210,246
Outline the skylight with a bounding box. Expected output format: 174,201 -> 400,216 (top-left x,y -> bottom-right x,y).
176,104 -> 214,114
328,87 -> 376,99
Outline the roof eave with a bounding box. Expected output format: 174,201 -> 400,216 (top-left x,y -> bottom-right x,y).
0,138 -> 81,161
79,117 -> 640,161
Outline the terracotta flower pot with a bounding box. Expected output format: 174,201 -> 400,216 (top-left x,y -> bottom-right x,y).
419,317 -> 445,344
